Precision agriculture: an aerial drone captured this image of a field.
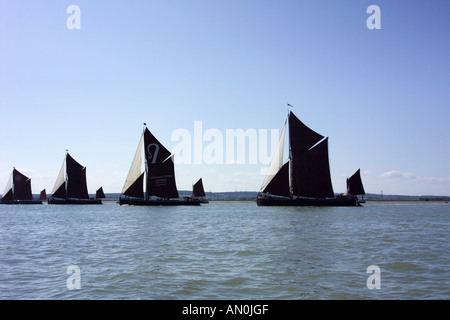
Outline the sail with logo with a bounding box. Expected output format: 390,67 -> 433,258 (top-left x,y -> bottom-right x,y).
257,108 -> 365,206
119,124 -> 200,206
1,168 -> 42,204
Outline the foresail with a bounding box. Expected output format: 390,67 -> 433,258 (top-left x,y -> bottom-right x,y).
122,133 -> 144,194
262,161 -> 290,197
52,157 -> 66,194
2,171 -> 12,200
260,120 -> 286,191
123,172 -> 145,198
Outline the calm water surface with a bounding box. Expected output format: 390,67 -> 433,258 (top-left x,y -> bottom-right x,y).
0,201 -> 449,299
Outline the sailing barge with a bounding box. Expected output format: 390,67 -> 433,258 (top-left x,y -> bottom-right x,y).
1,168 -> 42,204
48,152 -> 102,205
119,124 -> 200,206
257,111 -> 365,207
192,178 -> 209,203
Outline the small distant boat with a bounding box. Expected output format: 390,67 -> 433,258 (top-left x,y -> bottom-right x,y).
1,168 -> 42,204
48,152 -> 102,205
96,187 -> 106,199
40,189 -> 47,201
119,124 -> 200,206
257,109 -> 364,207
192,178 -> 209,203
346,169 -> 366,205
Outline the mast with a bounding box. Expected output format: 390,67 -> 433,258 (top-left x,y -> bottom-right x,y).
144,123 -> 149,201
287,105 -> 294,198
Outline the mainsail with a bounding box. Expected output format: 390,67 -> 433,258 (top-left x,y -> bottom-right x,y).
147,155 -> 179,199
261,161 -> 290,197
292,138 -> 334,198
66,154 -> 89,199
122,126 -> 180,200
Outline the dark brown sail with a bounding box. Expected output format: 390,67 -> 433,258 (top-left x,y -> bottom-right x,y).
66,154 -> 89,199
292,138 -> 334,198
147,156 -> 179,199
40,189 -> 47,200
12,169 -> 33,200
289,112 -> 324,158
262,161 -> 290,197
193,178 -> 206,198
144,127 -> 171,169
96,187 -> 106,199
347,169 -> 365,195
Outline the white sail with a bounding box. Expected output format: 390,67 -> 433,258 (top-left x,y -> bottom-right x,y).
122,133 -> 144,193
2,171 -> 12,196
260,120 -> 287,191
52,157 -> 66,193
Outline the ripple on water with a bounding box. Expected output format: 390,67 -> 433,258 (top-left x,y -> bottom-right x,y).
0,202 -> 449,299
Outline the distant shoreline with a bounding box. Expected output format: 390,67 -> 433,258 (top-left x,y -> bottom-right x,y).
92,199 -> 448,204
366,199 -> 448,203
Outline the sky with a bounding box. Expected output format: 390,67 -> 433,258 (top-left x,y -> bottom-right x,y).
0,0 -> 449,196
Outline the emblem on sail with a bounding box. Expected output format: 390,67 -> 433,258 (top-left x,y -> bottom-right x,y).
120,124 -> 201,206
147,143 -> 160,164
1,168 -> 42,204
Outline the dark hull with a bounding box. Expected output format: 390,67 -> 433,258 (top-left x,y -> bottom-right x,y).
48,198 -> 102,205
119,198 -> 201,206
257,196 -> 360,207
0,200 -> 43,205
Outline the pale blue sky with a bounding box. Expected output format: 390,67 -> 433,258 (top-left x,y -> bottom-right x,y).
1,0 -> 449,196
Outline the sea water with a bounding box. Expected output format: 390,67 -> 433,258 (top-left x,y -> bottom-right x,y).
0,201 -> 449,300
